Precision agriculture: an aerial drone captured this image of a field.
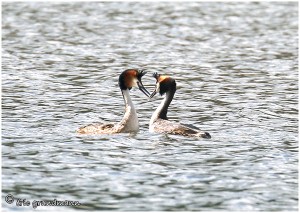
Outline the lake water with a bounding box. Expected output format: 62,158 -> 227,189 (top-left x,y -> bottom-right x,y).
2,2 -> 298,211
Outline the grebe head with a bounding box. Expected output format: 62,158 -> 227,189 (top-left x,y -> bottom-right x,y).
150,72 -> 176,98
119,69 -> 150,97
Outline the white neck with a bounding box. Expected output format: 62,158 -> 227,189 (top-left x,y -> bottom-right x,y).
149,90 -> 175,131
119,89 -> 139,131
123,89 -> 134,107
150,95 -> 166,126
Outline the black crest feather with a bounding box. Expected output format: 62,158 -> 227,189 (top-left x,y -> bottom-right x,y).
137,69 -> 147,80
153,72 -> 160,81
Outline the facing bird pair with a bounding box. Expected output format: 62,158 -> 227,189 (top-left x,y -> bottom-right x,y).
77,69 -> 211,138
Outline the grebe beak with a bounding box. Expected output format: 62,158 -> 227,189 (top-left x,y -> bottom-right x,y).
137,80 -> 150,97
149,82 -> 160,99
149,90 -> 157,99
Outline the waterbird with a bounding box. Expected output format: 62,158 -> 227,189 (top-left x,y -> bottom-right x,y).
149,72 -> 211,138
77,69 -> 150,134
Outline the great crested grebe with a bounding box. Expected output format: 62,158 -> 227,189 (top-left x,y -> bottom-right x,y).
149,73 -> 211,138
77,69 -> 150,134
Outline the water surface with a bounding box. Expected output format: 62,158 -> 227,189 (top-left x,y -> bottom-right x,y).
2,2 -> 298,211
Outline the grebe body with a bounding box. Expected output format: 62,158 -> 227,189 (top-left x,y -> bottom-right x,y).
77,69 -> 149,134
149,73 -> 211,138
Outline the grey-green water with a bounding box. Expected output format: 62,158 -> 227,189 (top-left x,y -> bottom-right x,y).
2,2 -> 298,211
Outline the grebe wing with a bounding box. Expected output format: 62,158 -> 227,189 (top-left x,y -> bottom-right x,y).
153,119 -> 210,138
153,119 -> 198,135
77,122 -> 115,134
180,123 -> 201,130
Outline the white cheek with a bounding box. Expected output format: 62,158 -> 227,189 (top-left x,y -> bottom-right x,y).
132,79 -> 138,87
156,83 -> 160,93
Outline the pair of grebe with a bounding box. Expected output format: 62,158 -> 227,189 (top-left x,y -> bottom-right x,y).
77,69 -> 211,138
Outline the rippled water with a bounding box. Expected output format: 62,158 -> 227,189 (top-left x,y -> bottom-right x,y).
2,2 -> 298,211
